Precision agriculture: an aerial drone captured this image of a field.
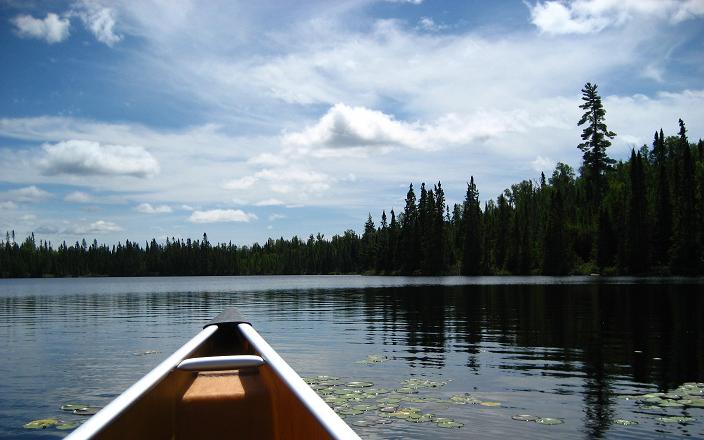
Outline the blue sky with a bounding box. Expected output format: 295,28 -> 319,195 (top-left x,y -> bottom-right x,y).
1,0 -> 704,246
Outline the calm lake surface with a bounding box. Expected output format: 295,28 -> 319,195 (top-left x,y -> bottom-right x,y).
1,275 -> 703,439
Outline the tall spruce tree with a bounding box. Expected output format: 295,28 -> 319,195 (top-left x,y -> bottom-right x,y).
671,119 -> 698,273
400,184 -> 419,274
461,177 -> 482,275
577,82 -> 616,210
652,129 -> 672,265
625,150 -> 649,273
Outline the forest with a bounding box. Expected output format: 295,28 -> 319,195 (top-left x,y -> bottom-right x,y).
1,83 -> 704,277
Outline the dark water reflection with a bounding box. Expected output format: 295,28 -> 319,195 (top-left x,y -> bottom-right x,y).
1,276 -> 703,439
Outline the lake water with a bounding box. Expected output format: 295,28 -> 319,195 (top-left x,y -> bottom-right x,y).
1,275 -> 703,439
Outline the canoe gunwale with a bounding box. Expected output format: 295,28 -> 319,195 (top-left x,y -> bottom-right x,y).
238,323 -> 362,440
64,325 -> 218,440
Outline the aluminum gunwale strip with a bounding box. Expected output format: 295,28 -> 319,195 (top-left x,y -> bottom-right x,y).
237,323 -> 362,440
64,325 -> 218,440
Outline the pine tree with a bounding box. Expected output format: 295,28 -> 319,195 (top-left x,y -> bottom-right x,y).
400,184 -> 419,274
652,129 -> 672,265
625,150 -> 649,273
461,177 -> 482,275
671,119 -> 698,273
577,82 -> 616,210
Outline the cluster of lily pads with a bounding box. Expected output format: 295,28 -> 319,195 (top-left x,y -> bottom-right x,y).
617,382 -> 703,426
23,403 -> 101,431
304,374 -> 512,429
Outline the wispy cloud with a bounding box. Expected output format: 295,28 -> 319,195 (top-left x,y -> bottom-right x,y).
64,191 -> 92,203
188,209 -> 257,223
135,203 -> 172,214
3,186 -> 51,202
11,13 -> 70,43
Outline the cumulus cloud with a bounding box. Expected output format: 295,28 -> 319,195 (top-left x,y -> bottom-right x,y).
41,140 -> 159,178
283,103 -> 530,152
529,0 -> 704,35
11,13 -> 70,43
135,203 -> 172,214
4,186 -> 51,202
188,209 -> 257,223
268,213 -> 286,221
64,191 -> 92,203
71,1 -> 122,46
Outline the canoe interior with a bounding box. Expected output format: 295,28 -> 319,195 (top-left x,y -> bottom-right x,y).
93,327 -> 333,440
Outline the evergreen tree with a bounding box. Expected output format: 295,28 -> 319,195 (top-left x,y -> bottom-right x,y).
652,129 -> 672,265
577,82 -> 616,209
625,150 -> 649,273
400,184 -> 419,274
671,119 -> 699,273
543,189 -> 568,275
461,177 -> 482,275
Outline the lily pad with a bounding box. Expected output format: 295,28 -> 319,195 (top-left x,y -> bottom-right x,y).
356,354 -> 388,364
480,401 -> 501,407
512,414 -> 538,422
535,417 -> 564,425
347,381 -> 374,388
614,419 -> 639,426
134,350 -> 160,356
56,421 -> 80,430
396,387 -> 419,394
658,401 -> 684,408
73,406 -> 101,416
657,416 -> 695,424
23,418 -> 59,429
351,419 -> 377,427
61,404 -> 88,411
436,420 -> 464,428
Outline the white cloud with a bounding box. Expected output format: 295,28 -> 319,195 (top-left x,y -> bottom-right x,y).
531,155 -> 555,172
181,204 -> 194,211
385,0 -> 423,4
529,0 -> 704,35
72,1 -> 122,46
64,191 -> 92,203
135,203 -> 172,214
417,17 -> 447,32
73,220 -> 123,234
255,198 -> 284,206
11,13 -> 70,43
283,103 -> 532,152
268,213 -> 286,221
188,209 -> 257,223
223,175 -> 257,190
4,186 -> 51,202
0,201 -> 18,210
41,140 -> 159,177
255,167 -> 332,195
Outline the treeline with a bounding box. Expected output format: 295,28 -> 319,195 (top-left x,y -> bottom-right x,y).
1,83 -> 704,277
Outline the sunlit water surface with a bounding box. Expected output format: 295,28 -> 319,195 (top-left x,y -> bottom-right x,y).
1,276 -> 703,439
